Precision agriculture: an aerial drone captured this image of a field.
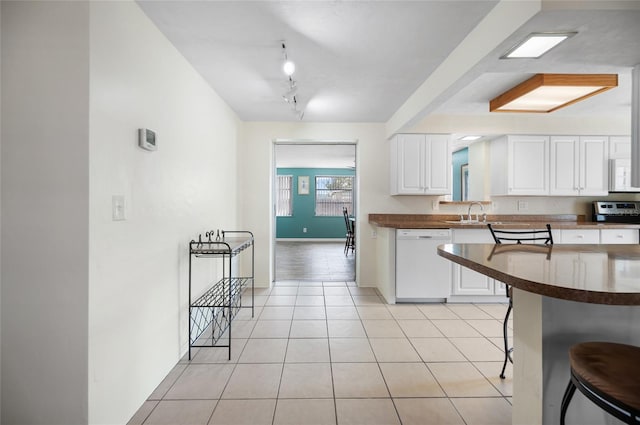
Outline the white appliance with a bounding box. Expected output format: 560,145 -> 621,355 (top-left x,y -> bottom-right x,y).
395,229 -> 452,301
609,159 -> 640,192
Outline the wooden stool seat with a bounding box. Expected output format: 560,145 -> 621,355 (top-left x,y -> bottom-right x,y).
561,341 -> 640,424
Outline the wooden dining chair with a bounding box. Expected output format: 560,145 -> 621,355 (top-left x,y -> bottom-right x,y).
561,341 -> 640,424
342,207 -> 355,255
487,223 -> 553,379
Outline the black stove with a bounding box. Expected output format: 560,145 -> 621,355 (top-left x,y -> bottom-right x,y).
592,201 -> 640,223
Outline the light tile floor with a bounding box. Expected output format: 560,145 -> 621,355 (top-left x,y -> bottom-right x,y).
128,282 -> 513,425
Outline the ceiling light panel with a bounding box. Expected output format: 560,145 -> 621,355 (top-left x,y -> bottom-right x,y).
490,74 -> 618,113
502,32 -> 576,59
495,86 -> 604,112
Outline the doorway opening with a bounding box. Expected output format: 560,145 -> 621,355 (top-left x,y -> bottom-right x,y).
272,141 -> 357,283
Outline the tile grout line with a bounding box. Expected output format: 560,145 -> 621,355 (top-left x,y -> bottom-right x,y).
136,280 -> 513,425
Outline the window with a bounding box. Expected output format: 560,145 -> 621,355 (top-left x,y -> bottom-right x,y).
276,175 -> 293,216
315,175 -> 354,216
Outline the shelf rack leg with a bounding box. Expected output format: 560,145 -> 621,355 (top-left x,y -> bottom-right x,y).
229,253 -> 233,360
188,248 -> 192,360
251,239 -> 255,318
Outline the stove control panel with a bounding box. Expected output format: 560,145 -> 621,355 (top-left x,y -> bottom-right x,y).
593,201 -> 640,223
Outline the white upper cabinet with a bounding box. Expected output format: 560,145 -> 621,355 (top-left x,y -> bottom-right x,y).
491,135 -> 549,196
609,136 -> 631,159
550,136 -> 608,196
390,134 -> 451,195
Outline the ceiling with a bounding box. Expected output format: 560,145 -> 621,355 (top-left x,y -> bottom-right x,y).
434,6 -> 640,118
137,1 -> 640,166
137,0 -> 499,122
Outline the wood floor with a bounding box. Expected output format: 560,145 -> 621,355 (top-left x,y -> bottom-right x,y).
275,241 -> 355,281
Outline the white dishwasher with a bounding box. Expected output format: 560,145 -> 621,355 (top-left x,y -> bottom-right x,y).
396,229 -> 452,302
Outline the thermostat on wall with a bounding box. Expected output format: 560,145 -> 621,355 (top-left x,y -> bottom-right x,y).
138,128 -> 157,151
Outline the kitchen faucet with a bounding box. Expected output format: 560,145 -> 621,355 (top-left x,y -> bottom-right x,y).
467,201 -> 485,222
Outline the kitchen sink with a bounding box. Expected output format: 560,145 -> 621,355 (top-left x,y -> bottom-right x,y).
443,220 -> 482,225
443,220 -> 525,226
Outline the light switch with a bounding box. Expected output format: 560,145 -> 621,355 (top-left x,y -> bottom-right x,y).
112,195 -> 126,221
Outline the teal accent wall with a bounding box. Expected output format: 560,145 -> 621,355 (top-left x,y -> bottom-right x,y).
452,148 -> 468,201
277,168 -> 355,238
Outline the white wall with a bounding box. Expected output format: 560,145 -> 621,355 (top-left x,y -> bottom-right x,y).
1,1 -> 241,424
414,113 -> 631,137
88,2 -> 240,424
1,2 -> 90,424
0,2 -> 3,419
240,122 -> 431,286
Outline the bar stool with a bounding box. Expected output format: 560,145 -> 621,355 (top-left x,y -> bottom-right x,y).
487,223 -> 553,379
561,341 -> 640,424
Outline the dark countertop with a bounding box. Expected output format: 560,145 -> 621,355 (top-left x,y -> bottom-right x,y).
368,213 -> 640,229
438,243 -> 640,305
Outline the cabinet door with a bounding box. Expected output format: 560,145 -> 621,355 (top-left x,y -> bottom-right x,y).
600,229 -> 639,244
452,266 -> 495,295
425,135 -> 451,194
395,134 -> 425,194
609,136 -> 631,159
550,136 -> 579,196
579,136 -> 608,196
450,229 -> 495,296
507,136 -> 549,195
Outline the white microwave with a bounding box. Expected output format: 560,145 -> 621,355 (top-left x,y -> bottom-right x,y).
609,159 -> 640,192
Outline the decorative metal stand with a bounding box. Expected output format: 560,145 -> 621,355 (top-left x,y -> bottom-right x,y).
188,230 -> 254,360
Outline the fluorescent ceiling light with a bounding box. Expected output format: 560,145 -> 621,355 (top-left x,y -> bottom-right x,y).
459,136 -> 481,141
490,74 -> 618,113
502,32 -> 576,59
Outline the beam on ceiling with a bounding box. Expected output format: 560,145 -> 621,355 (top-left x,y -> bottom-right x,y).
385,0 -> 542,138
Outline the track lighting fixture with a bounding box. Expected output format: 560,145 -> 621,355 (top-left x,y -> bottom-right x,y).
281,42 -> 296,76
283,80 -> 298,99
280,41 -> 304,120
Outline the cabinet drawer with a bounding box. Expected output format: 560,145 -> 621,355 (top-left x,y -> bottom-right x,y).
600,229 -> 639,244
560,229 -> 600,244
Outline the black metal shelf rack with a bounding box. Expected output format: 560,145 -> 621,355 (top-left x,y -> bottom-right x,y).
188,230 -> 254,360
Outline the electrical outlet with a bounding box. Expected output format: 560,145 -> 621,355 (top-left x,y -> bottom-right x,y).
302,227 -> 307,233
371,230 -> 377,239
518,200 -> 529,211
432,200 -> 439,210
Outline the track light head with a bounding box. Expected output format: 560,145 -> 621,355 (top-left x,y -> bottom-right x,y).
283,82 -> 298,100
283,60 -> 295,76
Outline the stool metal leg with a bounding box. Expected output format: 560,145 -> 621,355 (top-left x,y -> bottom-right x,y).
560,379 -> 577,425
500,297 -> 513,379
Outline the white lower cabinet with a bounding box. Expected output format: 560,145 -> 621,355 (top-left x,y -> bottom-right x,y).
453,266 -> 496,296
556,228 -> 639,245
450,229 -> 502,298
600,228 -> 639,244
558,229 -> 600,244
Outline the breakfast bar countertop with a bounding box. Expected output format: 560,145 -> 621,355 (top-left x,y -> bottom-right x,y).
368,213 -> 640,229
437,243 -> 640,305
